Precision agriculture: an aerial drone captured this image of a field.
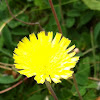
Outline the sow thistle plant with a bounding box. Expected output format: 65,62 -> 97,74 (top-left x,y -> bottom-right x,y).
13,31 -> 79,99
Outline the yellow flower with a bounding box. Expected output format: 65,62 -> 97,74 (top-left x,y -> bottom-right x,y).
13,31 -> 79,84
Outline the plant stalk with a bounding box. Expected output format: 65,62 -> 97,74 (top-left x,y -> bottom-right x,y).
73,74 -> 83,100
45,80 -> 58,100
48,0 -> 62,34
90,27 -> 97,77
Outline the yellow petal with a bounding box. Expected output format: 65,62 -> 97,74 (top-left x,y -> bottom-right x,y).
52,33 -> 62,45
29,33 -> 37,43
59,37 -> 71,50
66,45 -> 75,53
48,31 -> 53,42
51,78 -> 61,83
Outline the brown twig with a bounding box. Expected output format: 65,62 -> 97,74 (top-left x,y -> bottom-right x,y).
0,65 -> 12,70
5,0 -> 44,31
0,62 -> 14,67
48,0 -> 62,34
0,62 -> 17,72
69,76 -> 100,81
72,74 -> 83,100
0,77 -> 28,94
88,77 -> 100,81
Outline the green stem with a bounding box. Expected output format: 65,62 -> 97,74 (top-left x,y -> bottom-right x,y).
90,27 -> 97,77
45,80 -> 58,100
58,0 -> 65,25
48,0 -> 62,34
81,45 -> 98,57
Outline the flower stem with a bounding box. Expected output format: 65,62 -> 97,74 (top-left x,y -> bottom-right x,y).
73,74 -> 83,100
48,0 -> 62,34
45,80 -> 58,100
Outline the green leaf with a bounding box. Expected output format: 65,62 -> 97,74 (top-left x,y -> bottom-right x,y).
85,81 -> 97,89
94,22 -> 100,40
1,56 -> 9,63
49,96 -> 54,100
0,35 -> 4,49
75,57 -> 90,85
2,26 -> 12,48
0,48 -> 12,57
28,95 -> 42,100
34,0 -> 48,9
0,0 -> 10,21
78,11 -> 94,27
73,1 -> 88,11
83,90 -> 96,100
67,10 -> 80,17
0,75 -> 22,84
66,17 -> 75,28
61,88 -> 72,99
82,0 -> 100,11
11,28 -> 29,35
72,85 -> 86,96
0,96 -> 3,100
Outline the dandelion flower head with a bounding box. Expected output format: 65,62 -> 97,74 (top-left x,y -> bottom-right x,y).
13,31 -> 79,84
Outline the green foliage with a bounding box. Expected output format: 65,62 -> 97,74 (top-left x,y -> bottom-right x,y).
28,94 -> 42,100
82,0 -> 100,11
94,22 -> 100,40
2,26 -> 13,49
75,57 -> 90,85
66,17 -> 75,28
0,75 -> 22,84
78,11 -> 94,27
34,0 -> 49,9
8,14 -> 29,28
0,0 -> 100,100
